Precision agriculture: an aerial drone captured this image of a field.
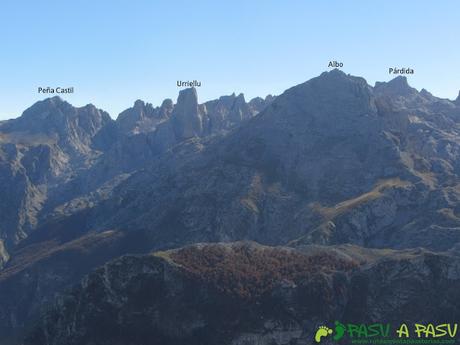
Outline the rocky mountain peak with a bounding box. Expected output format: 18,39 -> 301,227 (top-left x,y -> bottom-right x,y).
176,87 -> 199,109
171,88 -> 203,140
374,76 -> 418,98
2,97 -> 111,137
116,98 -> 171,135
43,95 -> 65,105
160,98 -> 174,110
235,93 -> 246,103
20,96 -> 71,121
455,91 -> 460,105
315,69 -> 367,85
272,69 -> 375,126
387,76 -> 411,91
420,88 -> 433,97
0,97 -> 113,165
304,69 -> 371,100
265,94 -> 275,103
247,95 -> 275,113
133,99 -> 145,109
323,68 -> 346,77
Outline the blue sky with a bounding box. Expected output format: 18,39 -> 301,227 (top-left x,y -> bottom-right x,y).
1,0 -> 459,119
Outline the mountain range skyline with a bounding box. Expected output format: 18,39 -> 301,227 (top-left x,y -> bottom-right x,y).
2,68 -> 460,343
3,72 -> 460,123
1,0 -> 459,120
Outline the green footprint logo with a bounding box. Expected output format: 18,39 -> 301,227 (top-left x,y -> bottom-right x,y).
333,321 -> 346,341
315,325 -> 333,343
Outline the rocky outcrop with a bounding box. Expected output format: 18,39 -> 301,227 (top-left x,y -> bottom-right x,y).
203,93 -> 254,133
24,243 -> 460,345
116,99 -> 173,135
1,97 -> 112,157
0,98 -> 114,253
171,88 -> 203,140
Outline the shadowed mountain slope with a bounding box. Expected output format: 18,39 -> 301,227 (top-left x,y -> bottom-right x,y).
25,242 -> 460,345
1,71 -> 460,343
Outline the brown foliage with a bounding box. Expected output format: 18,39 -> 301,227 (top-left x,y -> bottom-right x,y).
170,244 -> 357,300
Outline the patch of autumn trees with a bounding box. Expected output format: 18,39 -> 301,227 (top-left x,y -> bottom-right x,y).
170,244 -> 357,300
